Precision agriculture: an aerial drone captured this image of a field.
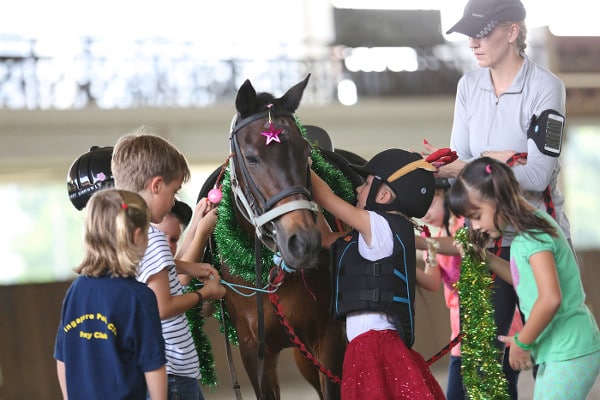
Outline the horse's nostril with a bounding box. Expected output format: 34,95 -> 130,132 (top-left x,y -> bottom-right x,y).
287,230 -> 321,261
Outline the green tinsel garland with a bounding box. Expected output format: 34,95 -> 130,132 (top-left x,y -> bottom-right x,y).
455,227 -> 510,400
184,280 -> 218,388
185,115 -> 357,388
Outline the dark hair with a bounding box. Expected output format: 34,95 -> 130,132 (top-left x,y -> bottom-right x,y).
447,157 -> 558,244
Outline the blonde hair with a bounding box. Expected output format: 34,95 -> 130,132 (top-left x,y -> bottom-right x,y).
75,189 -> 150,278
111,126 -> 191,192
500,21 -> 527,53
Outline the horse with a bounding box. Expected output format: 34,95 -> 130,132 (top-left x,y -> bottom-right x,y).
200,75 -> 354,400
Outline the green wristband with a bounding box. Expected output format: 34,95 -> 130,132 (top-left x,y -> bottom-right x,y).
514,333 -> 534,351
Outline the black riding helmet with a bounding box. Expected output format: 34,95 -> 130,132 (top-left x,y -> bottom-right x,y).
67,146 -> 114,210
350,148 -> 436,218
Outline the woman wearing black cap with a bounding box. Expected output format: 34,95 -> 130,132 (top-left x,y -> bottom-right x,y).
423,0 -> 575,398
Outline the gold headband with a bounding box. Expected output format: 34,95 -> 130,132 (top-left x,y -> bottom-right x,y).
387,159 -> 436,183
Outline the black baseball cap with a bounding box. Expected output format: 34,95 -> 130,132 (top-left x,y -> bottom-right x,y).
446,0 -> 526,38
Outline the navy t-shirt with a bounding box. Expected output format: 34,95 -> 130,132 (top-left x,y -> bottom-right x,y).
54,275 -> 165,400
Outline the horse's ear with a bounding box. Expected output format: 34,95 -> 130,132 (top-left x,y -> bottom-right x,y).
279,74 -> 311,113
235,79 -> 260,118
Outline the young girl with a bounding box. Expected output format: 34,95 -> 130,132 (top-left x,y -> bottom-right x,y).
417,178 -> 523,399
446,157 -> 600,400
311,148 -> 445,399
54,189 -> 167,400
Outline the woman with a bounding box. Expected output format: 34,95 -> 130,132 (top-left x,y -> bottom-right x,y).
424,0 -> 573,397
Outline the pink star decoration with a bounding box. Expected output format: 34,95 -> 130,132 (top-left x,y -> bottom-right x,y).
261,123 -> 283,145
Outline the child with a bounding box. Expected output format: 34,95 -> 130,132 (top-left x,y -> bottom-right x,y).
416,178 -> 523,399
310,148 -> 445,399
54,189 -> 167,400
155,197 -> 218,316
447,157 -> 600,400
154,199 -> 194,258
111,129 -> 226,399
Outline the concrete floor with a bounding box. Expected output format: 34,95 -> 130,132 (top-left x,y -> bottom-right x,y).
204,348 -> 600,399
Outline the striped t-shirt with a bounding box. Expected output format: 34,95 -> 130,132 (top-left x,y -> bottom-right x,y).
137,225 -> 200,379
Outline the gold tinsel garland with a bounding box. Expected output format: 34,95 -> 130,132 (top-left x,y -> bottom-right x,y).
455,227 -> 510,400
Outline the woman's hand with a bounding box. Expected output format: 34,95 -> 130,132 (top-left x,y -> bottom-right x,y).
422,139 -> 465,178
481,150 -> 525,165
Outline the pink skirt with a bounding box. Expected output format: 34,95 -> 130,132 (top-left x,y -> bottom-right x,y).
341,329 -> 445,400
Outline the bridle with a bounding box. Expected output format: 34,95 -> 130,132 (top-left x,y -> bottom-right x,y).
225,107 -> 322,399
228,108 -> 319,252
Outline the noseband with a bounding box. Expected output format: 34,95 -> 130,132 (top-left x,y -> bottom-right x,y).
228,109 -> 319,250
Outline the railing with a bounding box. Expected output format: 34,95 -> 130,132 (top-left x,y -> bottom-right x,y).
0,36 -> 475,110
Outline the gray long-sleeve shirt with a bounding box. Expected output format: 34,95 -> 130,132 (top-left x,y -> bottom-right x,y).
450,54 -> 571,244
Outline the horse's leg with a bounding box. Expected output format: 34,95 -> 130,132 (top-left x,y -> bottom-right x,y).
237,338 -> 283,400
293,348 -> 324,400
314,321 -> 346,400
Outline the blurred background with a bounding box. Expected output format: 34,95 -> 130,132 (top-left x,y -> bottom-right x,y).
1,0 -> 599,398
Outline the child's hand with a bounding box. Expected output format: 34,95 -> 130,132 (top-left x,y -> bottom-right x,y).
195,207 -> 217,239
201,274 -> 227,301
453,240 -> 466,258
190,198 -> 217,235
499,335 -> 534,371
195,263 -> 220,282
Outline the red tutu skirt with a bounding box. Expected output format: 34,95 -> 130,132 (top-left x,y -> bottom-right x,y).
341,329 -> 445,400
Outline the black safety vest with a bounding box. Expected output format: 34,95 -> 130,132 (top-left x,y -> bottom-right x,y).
330,211 -> 416,347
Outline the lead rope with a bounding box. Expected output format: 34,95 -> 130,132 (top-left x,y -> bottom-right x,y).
266,265 -> 342,385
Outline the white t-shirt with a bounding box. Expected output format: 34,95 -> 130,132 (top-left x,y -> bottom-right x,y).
137,225 -> 200,378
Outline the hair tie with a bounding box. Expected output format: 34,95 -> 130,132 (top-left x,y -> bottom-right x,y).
485,164 -> 492,175
121,202 -> 128,210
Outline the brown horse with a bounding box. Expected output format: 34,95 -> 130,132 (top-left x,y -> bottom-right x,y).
207,75 -> 348,400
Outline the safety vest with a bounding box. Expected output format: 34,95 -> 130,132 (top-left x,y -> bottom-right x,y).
330,211 -> 417,347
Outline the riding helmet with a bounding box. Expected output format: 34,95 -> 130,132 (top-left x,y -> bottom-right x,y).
350,148 -> 435,218
67,146 -> 114,210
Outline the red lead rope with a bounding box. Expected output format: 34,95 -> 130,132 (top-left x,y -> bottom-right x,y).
267,267 -> 343,384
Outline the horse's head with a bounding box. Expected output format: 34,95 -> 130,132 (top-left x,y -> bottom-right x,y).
228,74 -> 321,270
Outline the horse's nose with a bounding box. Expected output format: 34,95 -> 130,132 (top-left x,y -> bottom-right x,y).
286,229 -> 321,266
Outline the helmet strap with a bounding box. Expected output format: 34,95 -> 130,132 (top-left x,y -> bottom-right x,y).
365,177 -> 395,212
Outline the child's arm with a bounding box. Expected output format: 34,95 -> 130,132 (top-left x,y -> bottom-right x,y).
145,365 -> 167,400
146,269 -> 226,319
499,250 -> 561,371
176,198 -> 218,286
175,261 -> 219,282
310,170 -> 372,244
176,198 -> 217,262
485,252 -> 513,284
416,262 -> 442,291
56,360 -> 67,399
416,235 -> 460,255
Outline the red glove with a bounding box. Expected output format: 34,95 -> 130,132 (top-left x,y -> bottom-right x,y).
425,148 -> 458,165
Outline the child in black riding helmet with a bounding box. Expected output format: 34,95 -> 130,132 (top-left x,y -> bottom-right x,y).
310,148 -> 445,399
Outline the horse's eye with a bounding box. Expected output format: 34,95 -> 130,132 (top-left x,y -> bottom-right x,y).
245,155 -> 259,165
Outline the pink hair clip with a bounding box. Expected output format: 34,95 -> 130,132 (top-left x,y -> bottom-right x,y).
485,164 -> 492,174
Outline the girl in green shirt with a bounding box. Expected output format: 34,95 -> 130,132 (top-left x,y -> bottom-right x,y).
446,157 -> 600,400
